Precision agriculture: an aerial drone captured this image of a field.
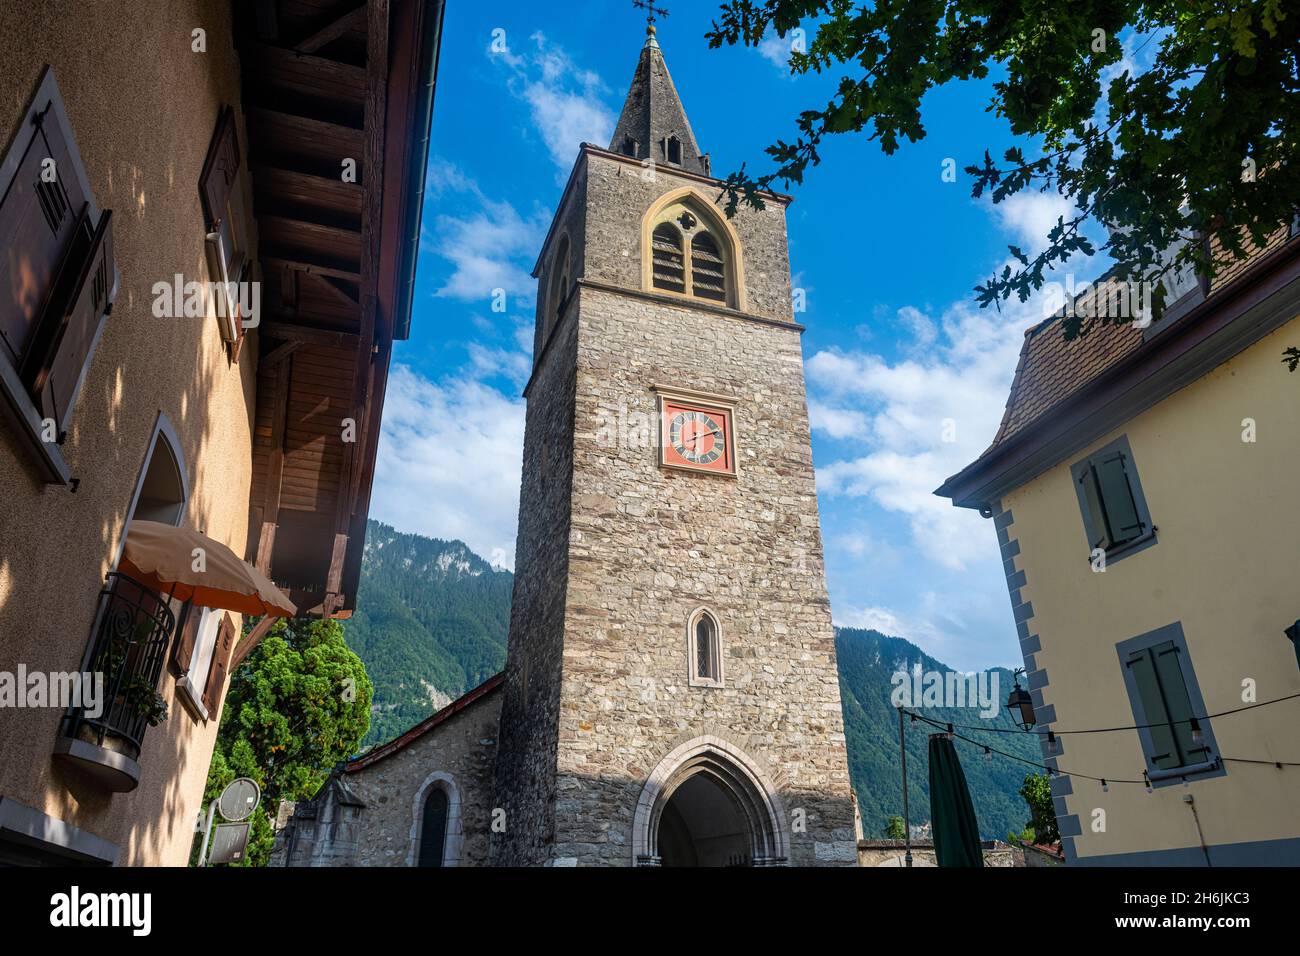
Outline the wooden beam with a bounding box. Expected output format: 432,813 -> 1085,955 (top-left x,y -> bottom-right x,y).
255,520 -> 278,574
333,0 -> 389,540
322,531 -> 349,617
262,255 -> 361,283
231,615 -> 278,670
259,212 -> 362,252
260,340 -> 299,368
262,320 -> 360,348
314,273 -> 360,307
295,3 -> 367,54
261,356 -> 292,529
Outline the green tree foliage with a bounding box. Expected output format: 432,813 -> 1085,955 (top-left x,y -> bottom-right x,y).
197,617 -> 372,866
344,521 -> 511,749
707,1 -> 1299,337
883,814 -> 907,839
1018,772 -> 1061,845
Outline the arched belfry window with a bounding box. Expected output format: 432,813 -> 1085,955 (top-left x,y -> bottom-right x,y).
688,608 -> 723,687
643,192 -> 742,309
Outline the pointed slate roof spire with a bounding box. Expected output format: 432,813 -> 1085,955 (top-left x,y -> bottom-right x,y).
608,25 -> 710,176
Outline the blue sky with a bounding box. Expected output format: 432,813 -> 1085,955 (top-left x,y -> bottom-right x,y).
369,2 -> 1141,672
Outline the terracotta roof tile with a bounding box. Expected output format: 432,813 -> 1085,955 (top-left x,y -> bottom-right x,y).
985,224 -> 1293,454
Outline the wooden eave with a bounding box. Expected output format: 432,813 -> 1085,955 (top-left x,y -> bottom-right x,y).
238,0 -> 443,618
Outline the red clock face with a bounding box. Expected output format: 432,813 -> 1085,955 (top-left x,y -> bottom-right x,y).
661,400 -> 734,475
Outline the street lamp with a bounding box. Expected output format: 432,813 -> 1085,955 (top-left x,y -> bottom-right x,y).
1006,667 -> 1036,730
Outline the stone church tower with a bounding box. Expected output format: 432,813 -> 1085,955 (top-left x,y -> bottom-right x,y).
489,25 -> 857,867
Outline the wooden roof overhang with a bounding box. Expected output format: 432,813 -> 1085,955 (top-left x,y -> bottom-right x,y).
237,0 -> 443,618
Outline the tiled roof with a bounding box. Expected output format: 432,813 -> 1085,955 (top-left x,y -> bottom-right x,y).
985,223 -> 1293,454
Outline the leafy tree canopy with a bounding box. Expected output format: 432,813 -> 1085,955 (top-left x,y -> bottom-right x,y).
198,617 -> 372,866
708,1 -> 1299,338
883,814 -> 908,839
1018,772 -> 1060,845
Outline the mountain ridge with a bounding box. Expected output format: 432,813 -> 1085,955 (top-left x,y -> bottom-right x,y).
343,520 -> 1040,839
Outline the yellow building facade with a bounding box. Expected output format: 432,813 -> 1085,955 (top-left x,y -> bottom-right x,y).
939,229 -> 1300,865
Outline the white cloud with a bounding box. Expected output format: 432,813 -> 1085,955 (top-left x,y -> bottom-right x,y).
808,401 -> 869,439
807,200 -> 1098,575
991,191 -> 1078,254
421,159 -> 548,304
372,365 -> 525,569
492,32 -> 616,172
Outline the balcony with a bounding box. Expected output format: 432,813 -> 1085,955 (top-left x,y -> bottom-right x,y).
54,572 -> 173,792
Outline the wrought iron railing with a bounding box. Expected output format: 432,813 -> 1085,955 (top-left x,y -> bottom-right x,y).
63,572 -> 173,760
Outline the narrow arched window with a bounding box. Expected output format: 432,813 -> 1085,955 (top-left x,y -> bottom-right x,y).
418,787 -> 449,867
620,136 -> 637,157
689,609 -> 723,686
666,136 -> 682,165
690,231 -> 727,303
651,223 -> 686,294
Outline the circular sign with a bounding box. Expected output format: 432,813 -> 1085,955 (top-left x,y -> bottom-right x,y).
218,777 -> 261,822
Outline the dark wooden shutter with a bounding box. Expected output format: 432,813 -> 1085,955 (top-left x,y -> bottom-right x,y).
1094,451 -> 1143,544
0,94 -> 93,369
169,603 -> 202,676
22,208 -> 113,441
202,613 -> 237,714
1126,648 -> 1179,770
199,107 -> 240,230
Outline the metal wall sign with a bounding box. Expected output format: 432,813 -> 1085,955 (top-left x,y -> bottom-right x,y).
199,777 -> 263,865
208,823 -> 251,865
219,777 -> 261,822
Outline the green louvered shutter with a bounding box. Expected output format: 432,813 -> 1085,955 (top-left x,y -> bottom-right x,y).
1094,452 -> 1144,545
1151,641 -> 1207,765
1126,648 -> 1180,770
1079,466 -> 1111,550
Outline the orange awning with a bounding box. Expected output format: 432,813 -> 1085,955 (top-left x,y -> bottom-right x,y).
119,520 -> 296,618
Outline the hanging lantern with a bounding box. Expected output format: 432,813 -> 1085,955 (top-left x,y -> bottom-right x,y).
1006,668 -> 1036,730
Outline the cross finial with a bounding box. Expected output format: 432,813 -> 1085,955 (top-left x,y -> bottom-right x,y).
633,0 -> 669,29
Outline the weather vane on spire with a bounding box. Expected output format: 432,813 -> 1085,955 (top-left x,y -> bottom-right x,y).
633,0 -> 669,29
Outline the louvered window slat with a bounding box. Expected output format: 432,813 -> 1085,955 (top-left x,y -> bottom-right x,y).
652,223 -> 686,293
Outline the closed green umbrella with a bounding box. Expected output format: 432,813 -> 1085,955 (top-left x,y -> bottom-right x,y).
928,733 -> 984,867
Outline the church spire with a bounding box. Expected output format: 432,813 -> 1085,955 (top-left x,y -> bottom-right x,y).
608,24 -> 710,176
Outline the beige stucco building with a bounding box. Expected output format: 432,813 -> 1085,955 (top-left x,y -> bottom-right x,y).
938,224 -> 1300,864
0,0 -> 441,865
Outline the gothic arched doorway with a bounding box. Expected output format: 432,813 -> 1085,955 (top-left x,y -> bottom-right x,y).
657,772 -> 751,866
633,736 -> 789,867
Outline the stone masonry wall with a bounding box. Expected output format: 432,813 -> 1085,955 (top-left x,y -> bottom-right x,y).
345,690 -> 502,867
551,281 -> 856,865
488,301 -> 581,866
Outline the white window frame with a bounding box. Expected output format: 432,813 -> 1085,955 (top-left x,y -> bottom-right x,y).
176,607 -> 222,721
